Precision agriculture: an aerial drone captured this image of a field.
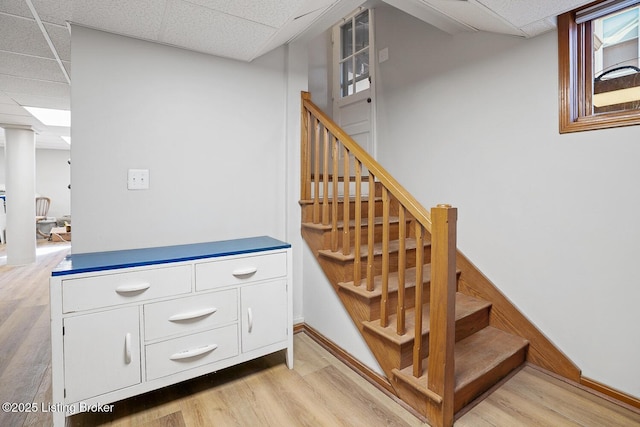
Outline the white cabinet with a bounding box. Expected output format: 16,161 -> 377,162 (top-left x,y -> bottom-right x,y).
63,306 -> 141,403
241,280 -> 288,353
50,237 -> 292,427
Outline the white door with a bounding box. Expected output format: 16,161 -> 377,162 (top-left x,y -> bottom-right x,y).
333,8 -> 375,158
63,307 -> 141,402
241,280 -> 288,353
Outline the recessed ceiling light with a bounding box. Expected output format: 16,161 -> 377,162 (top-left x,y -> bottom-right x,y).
61,136 -> 71,145
23,106 -> 70,127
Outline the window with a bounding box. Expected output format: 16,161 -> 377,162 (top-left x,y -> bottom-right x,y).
339,10 -> 370,97
558,0 -> 640,133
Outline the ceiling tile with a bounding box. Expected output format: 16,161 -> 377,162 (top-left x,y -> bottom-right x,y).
520,18 -> 557,38
62,61 -> 71,79
0,14 -> 53,58
0,75 -> 69,99
0,51 -> 67,83
0,104 -> 30,116
0,95 -> 19,106
32,0 -> 72,25
254,1 -> 335,59
224,0 -> 301,28
160,0 -> 276,60
420,0 -> 522,36
0,0 -> 33,19
476,0 -> 589,28
185,0 -> 232,12
44,23 -> 71,61
72,0 -> 168,41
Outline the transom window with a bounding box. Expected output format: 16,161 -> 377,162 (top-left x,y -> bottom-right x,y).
558,0 -> 640,132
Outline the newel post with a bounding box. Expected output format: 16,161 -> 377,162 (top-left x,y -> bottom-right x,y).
427,204 -> 457,427
300,91 -> 312,200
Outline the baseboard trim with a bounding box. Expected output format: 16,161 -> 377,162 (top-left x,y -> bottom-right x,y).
294,323 -> 640,416
581,376 -> 640,412
527,363 -> 640,413
293,322 -> 426,422
293,322 -> 393,394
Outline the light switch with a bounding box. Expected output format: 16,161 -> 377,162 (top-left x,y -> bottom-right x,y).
128,169 -> 149,190
379,47 -> 389,63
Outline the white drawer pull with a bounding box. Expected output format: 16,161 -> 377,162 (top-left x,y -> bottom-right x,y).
247,307 -> 253,333
125,332 -> 132,364
116,282 -> 151,294
168,307 -> 217,322
232,267 -> 257,277
169,344 -> 217,361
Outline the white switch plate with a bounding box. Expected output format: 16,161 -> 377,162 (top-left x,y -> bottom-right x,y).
379,47 -> 389,63
128,169 -> 149,190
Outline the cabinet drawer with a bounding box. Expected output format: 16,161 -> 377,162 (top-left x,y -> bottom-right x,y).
144,289 -> 237,341
195,252 -> 286,291
145,324 -> 238,380
62,265 -> 191,313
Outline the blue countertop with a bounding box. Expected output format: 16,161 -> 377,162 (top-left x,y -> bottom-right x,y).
52,236 -> 290,276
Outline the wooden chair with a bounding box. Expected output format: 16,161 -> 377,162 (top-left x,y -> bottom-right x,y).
36,196 -> 51,238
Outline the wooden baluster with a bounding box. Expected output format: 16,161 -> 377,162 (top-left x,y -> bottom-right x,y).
380,188 -> 390,327
312,118 -> 320,224
300,93 -> 311,201
322,127 -> 330,225
366,172 -> 375,291
396,205 -> 406,336
427,205 -> 457,427
342,146 -> 351,256
353,161 -> 362,286
331,136 -> 339,252
413,223 -> 424,378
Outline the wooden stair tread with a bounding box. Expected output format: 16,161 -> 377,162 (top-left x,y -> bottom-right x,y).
299,196 -> 382,205
302,216 -> 402,231
318,238 -> 431,262
309,174 -> 371,182
392,326 -> 529,398
362,293 -> 491,346
337,264 -> 432,298
337,264 -> 462,299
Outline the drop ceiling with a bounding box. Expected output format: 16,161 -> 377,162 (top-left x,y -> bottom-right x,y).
0,0 -> 592,150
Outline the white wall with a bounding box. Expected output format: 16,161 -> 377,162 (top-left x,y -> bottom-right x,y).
71,26 -> 288,254
0,148 -> 70,218
285,41 -> 310,326
372,5 -> 640,397
35,149 -> 71,218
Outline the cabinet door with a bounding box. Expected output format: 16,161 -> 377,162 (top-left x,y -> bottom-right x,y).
240,280 -> 288,353
63,306 -> 141,402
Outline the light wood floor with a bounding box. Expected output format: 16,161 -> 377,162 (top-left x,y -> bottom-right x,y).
0,241 -> 639,427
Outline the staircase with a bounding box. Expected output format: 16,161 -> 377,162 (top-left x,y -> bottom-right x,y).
299,92 -> 580,426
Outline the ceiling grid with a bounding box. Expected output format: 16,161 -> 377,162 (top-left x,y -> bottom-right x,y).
0,0 -> 592,149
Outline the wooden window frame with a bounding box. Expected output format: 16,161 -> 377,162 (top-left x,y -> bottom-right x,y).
558,1 -> 640,133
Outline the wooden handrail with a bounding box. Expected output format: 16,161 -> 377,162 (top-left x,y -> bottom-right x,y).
301,92 -> 456,425
302,94 -> 432,233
